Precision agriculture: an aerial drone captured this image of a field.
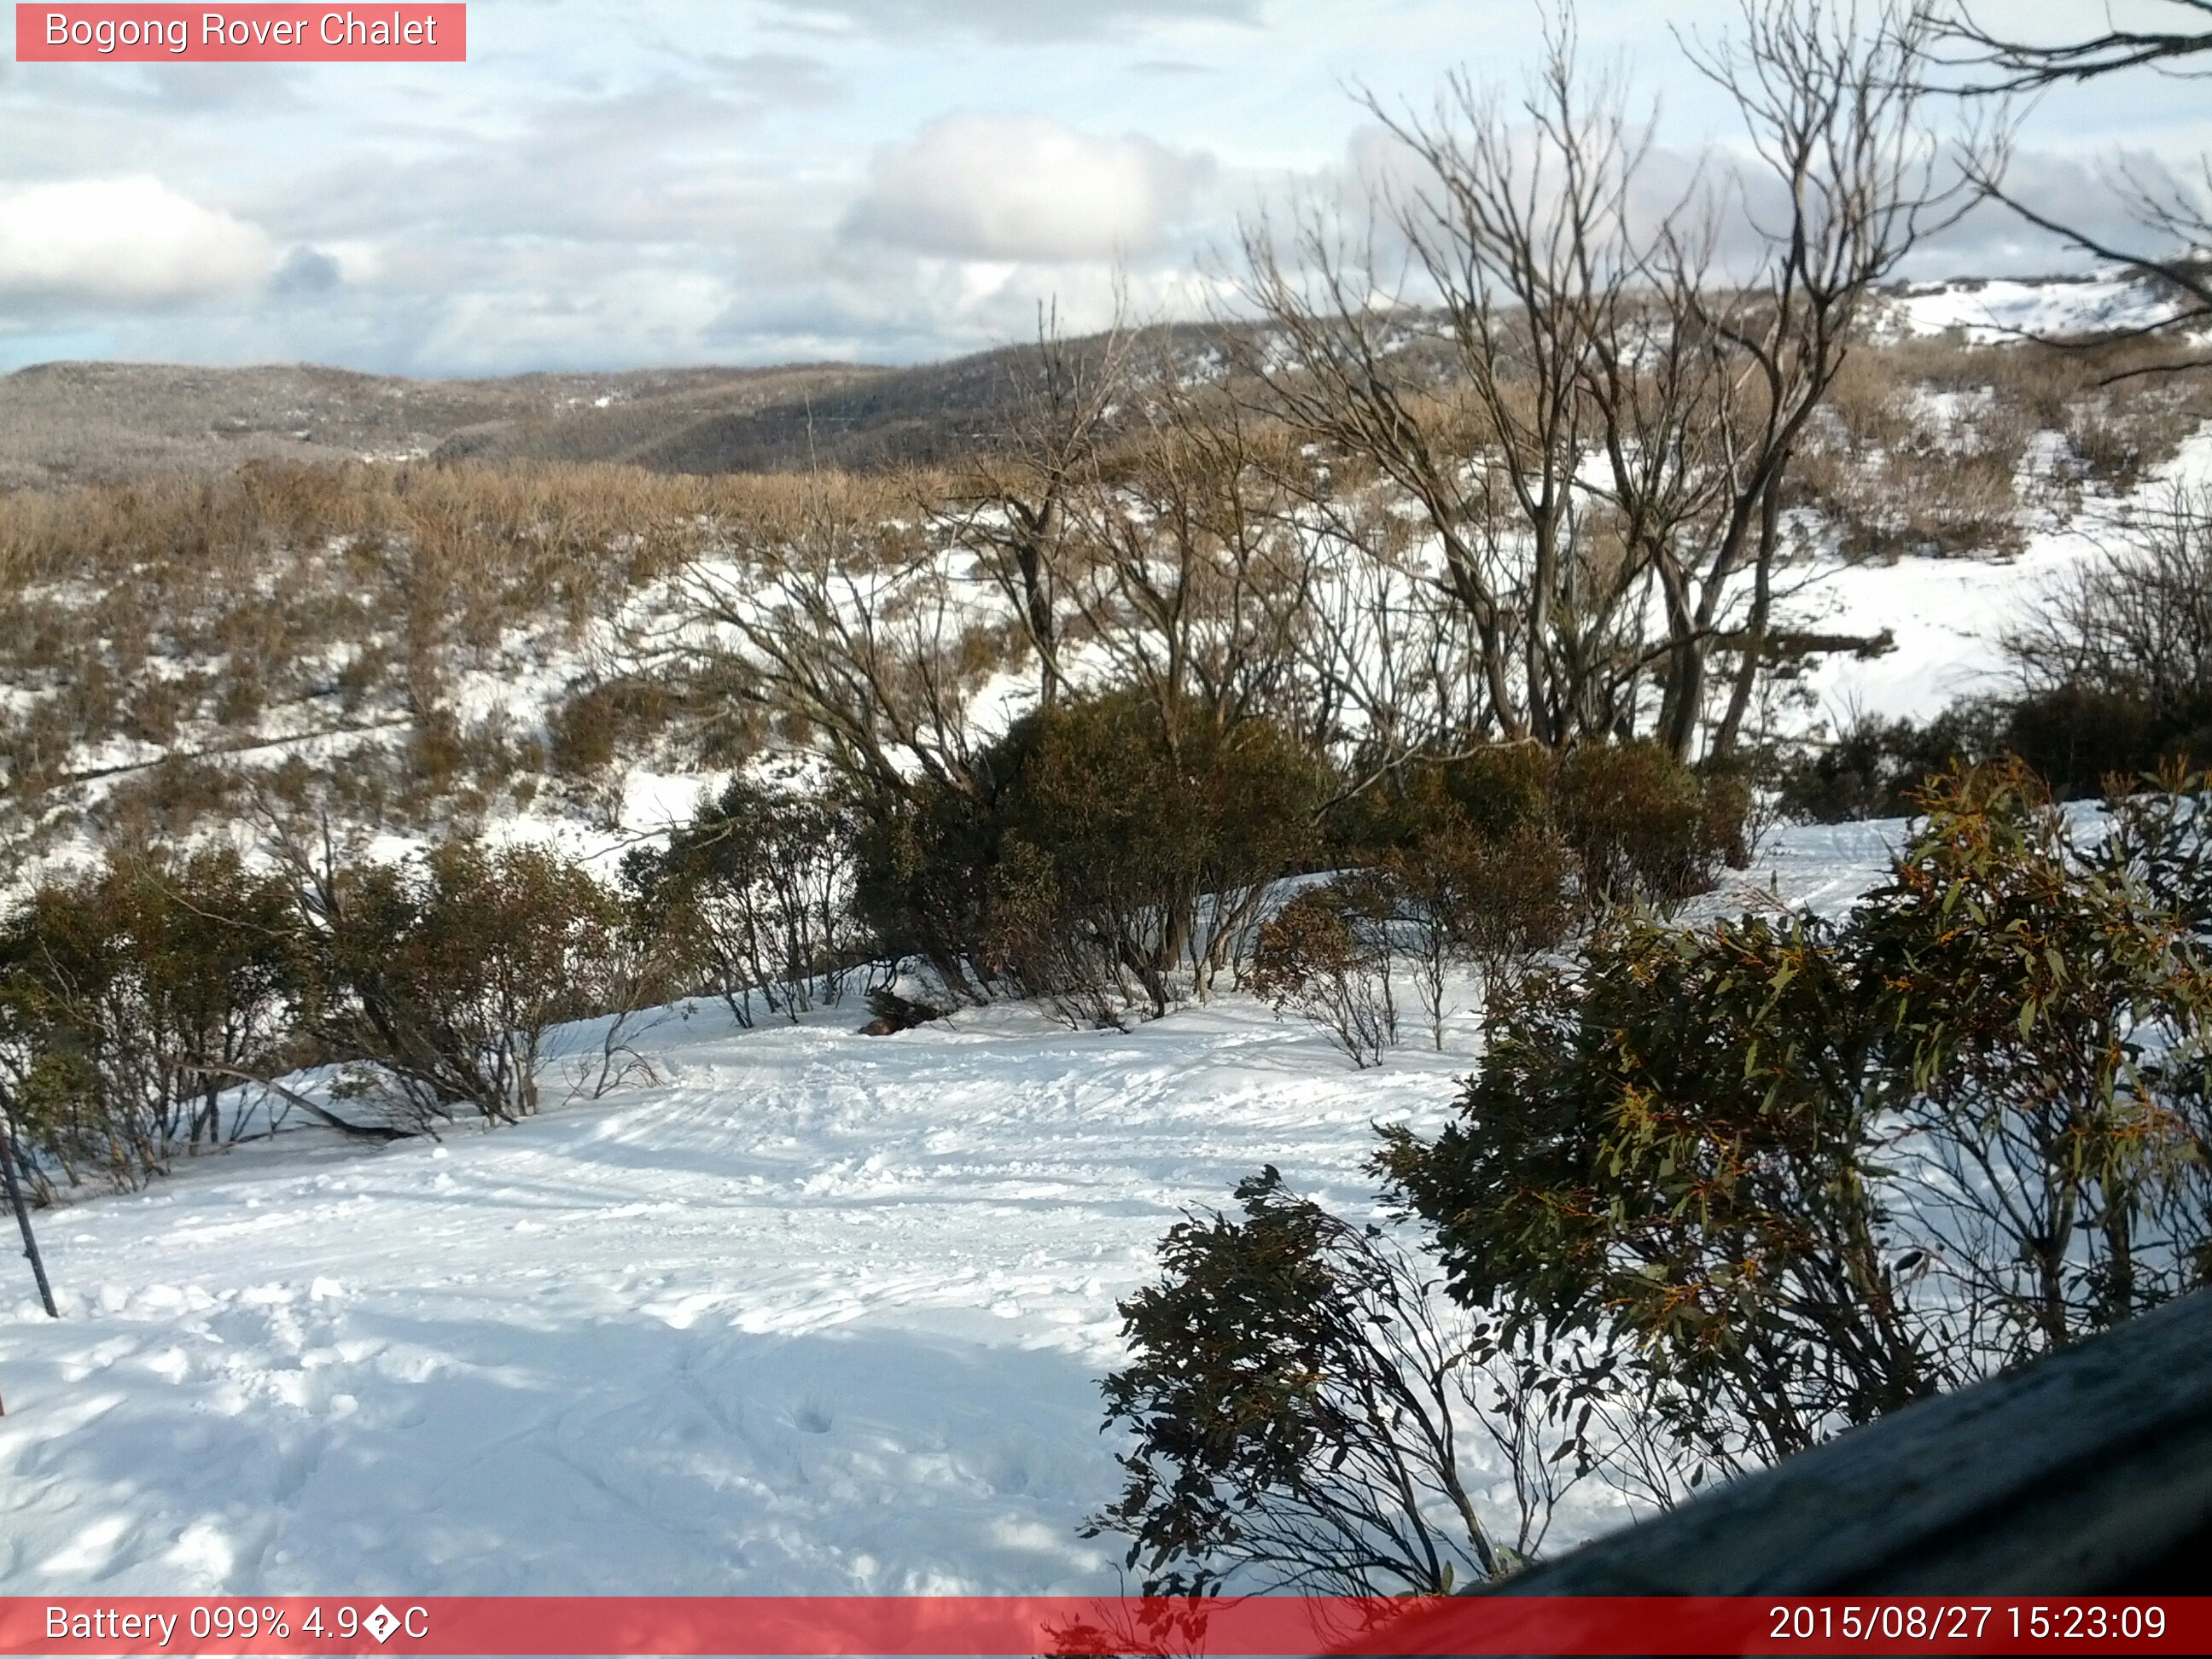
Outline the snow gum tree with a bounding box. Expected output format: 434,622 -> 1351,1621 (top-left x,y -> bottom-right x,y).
1232,0 -> 1984,765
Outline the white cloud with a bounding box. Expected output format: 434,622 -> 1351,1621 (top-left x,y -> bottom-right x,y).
0,177 -> 276,305
846,114 -> 1211,261
763,0 -> 1253,41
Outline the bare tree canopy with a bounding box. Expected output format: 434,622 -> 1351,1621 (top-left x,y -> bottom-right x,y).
1229,0 -> 1969,765
1939,2 -> 2212,358
1944,1 -> 2212,88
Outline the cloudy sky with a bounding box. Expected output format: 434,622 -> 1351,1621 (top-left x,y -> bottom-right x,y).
2,0 -> 2206,376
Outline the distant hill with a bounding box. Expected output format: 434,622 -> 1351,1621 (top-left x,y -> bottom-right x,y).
0,358 -> 892,491
0,336 -> 1155,490
3,276 -> 2180,492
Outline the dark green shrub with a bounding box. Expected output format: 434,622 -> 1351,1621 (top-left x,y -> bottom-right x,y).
1378,760 -> 2212,1470
548,678 -> 678,778
1554,740 -> 1747,905
1852,761 -> 2212,1349
1377,906 -> 1927,1470
1248,880 -> 1398,1067
1998,683 -> 2212,800
1773,705 -> 2002,822
1337,742 -> 1745,915
625,777 -> 869,1024
1778,692 -> 2212,818
1382,823 -> 1573,1049
1328,743 -> 1556,855
1993,492 -> 2212,796
0,847 -> 302,1196
1090,1167 -> 1514,1596
297,839 -> 628,1126
856,694 -> 1331,1022
850,775 -> 1004,1003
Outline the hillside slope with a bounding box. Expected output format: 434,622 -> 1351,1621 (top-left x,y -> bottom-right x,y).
0,331 -> 1161,490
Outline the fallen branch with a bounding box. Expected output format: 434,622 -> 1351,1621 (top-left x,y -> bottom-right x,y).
179,1062 -> 423,1144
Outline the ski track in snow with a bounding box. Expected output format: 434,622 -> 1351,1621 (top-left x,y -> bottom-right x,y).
0,992 -> 1501,1595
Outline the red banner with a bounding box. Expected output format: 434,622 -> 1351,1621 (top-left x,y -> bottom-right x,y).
0,1597 -> 2202,1656
14,5 -> 465,61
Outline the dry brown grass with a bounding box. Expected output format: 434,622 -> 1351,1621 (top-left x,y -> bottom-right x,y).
1786,330 -> 2212,559
0,460 -> 950,852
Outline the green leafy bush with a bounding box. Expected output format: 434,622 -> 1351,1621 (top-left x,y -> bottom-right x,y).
1554,741 -> 1749,905
1249,881 -> 1399,1067
0,848 -> 302,1196
1103,761 -> 2212,1595
1773,706 -> 2002,822
1091,1167 -> 1514,1596
1383,824 -> 1573,1048
296,839 -> 630,1127
1380,760 -> 2212,1467
856,693 -> 1330,1022
1337,741 -> 1747,915
626,778 -> 869,1025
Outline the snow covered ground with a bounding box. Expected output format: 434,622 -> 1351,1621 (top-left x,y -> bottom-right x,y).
0,992 -> 1505,1596
1790,422 -> 2212,727
1883,273 -> 2183,343
0,819 -> 1900,1598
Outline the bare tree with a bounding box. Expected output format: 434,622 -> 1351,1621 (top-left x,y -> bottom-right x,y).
2001,485 -> 2212,711
1950,1 -> 2212,86
1234,21 -> 1650,757
1236,3 -> 1974,767
928,300 -> 1137,709
1676,0 -> 1982,758
1941,2 -> 2212,367
1056,367 -> 1322,752
661,472 -> 994,806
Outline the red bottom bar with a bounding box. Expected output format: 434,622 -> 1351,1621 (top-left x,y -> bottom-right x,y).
0,1597 -> 2202,1656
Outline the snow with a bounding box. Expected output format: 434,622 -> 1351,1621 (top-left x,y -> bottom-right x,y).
0,988 -> 1476,1594
1787,419 -> 2212,730
1884,274 -> 2181,343
1785,532 -> 2082,721
6,272 -> 2209,1596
